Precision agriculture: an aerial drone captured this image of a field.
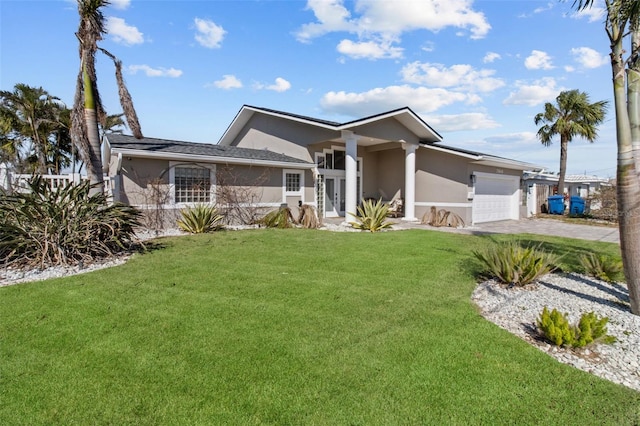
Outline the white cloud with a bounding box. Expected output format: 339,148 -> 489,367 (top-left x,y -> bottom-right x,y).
524,50 -> 554,70
424,112 -> 500,132
503,78 -> 563,106
109,0 -> 130,10
211,75 -> 242,90
401,62 -> 505,92
337,39 -> 403,60
194,18 -> 226,49
268,77 -> 292,92
128,65 -> 183,78
296,0 -> 355,42
254,77 -> 292,92
106,17 -> 144,45
570,47 -> 608,69
320,85 -> 478,117
483,52 -> 501,63
295,0 -> 490,60
571,1 -> 605,22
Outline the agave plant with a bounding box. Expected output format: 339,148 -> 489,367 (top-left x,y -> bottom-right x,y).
349,198 -> 393,232
473,241 -> 557,287
177,204 -> 224,234
578,252 -> 623,283
0,176 -> 142,267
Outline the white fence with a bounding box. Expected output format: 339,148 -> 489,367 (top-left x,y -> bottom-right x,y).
0,164 -> 114,200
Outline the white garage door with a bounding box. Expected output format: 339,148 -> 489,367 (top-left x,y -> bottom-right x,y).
472,173 -> 520,224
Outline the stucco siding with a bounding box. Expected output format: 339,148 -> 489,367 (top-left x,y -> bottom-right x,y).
118,157 -> 171,206
231,114 -> 339,162
374,148 -> 404,201
351,119 -> 420,144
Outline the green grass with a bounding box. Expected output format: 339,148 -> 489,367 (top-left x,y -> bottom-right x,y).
1,229 -> 637,425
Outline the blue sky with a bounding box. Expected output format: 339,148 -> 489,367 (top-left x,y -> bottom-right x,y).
0,0 -> 619,177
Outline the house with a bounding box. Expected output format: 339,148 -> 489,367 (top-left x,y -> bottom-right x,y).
106,105 -> 541,225
522,171 -> 611,215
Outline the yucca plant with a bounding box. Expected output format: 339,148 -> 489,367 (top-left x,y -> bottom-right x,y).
177,204 -> 224,234
349,198 -> 393,232
260,205 -> 296,228
578,252 -> 624,283
0,176 -> 142,268
473,241 -> 557,287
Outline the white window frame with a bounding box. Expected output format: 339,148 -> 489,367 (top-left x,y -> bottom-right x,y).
283,169 -> 304,202
169,162 -> 216,206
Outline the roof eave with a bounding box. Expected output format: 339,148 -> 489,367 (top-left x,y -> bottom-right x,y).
110,147 -> 314,169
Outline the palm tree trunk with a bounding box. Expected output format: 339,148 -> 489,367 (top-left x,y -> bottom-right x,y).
557,135 -> 568,196
83,64 -> 104,196
612,40 -> 640,315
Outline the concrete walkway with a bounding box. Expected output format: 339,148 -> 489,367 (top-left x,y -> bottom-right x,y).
324,217 -> 620,244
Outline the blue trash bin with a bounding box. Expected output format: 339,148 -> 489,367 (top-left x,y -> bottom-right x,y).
569,196 -> 585,215
547,195 -> 565,215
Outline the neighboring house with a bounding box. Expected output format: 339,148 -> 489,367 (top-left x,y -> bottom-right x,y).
107,105 -> 541,225
522,171 -> 611,215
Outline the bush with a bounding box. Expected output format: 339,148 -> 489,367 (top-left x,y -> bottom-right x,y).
260,206 -> 296,228
578,252 -> 624,283
421,206 -> 465,228
177,204 -> 224,234
298,204 -> 321,229
473,241 -> 557,286
349,198 -> 393,232
0,176 -> 142,268
536,307 -> 615,348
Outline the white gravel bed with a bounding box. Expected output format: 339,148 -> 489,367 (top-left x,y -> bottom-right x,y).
472,273 -> 640,392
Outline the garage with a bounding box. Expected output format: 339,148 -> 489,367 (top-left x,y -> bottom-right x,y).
472,172 -> 520,224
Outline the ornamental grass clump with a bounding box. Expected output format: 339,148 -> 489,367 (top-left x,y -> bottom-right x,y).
0,176 -> 141,268
349,198 -> 393,232
177,204 -> 224,234
536,307 -> 616,348
473,241 -> 557,287
298,204 -> 321,229
578,252 -> 624,283
261,205 -> 296,228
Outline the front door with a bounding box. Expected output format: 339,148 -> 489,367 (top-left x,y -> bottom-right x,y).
324,177 -> 346,217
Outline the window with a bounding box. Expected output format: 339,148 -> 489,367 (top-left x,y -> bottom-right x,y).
286,172 -> 301,192
174,166 -> 211,203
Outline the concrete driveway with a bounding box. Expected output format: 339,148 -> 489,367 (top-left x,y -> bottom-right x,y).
406,218 -> 620,243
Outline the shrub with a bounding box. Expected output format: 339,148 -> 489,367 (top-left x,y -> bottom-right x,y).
473,241 -> 557,286
298,204 -> 321,229
177,204 -> 224,234
0,176 -> 142,268
536,307 -> 615,348
578,252 -> 623,283
421,206 -> 465,228
349,198 -> 393,232
260,206 -> 296,228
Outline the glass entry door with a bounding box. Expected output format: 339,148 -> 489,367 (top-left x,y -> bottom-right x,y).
323,177 -> 346,217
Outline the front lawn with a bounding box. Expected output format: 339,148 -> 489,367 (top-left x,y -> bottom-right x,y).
1,229 -> 638,424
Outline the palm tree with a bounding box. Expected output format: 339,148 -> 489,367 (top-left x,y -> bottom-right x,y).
0,83 -> 66,173
572,0 -> 640,315
71,0 -> 142,197
534,89 -> 607,195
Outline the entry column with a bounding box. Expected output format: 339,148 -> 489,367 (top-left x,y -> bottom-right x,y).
342,130 -> 358,220
403,143 -> 418,221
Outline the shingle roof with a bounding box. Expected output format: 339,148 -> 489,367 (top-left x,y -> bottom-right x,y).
107,133 -> 311,165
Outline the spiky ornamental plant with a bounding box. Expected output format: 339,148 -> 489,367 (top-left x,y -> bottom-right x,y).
473,241 -> 557,287
578,252 -> 624,283
177,204 -> 224,234
0,176 -> 141,268
349,198 -> 394,232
